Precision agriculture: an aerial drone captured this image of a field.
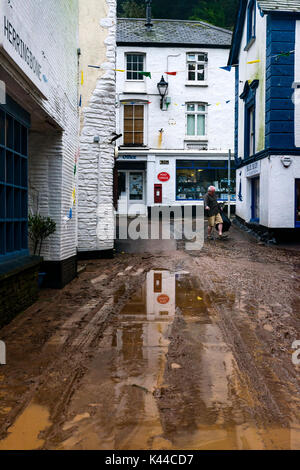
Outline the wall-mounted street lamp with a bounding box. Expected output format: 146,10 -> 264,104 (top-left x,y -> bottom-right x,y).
157,75 -> 169,110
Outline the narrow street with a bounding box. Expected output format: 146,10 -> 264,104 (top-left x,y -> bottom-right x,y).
0,225 -> 299,450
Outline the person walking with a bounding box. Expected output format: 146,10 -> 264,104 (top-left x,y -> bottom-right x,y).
204,186 -> 227,240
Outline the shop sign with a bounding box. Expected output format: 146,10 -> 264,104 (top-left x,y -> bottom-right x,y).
0,1 -> 48,97
121,155 -> 137,160
246,161 -> 261,178
160,160 -> 169,165
157,294 -> 170,305
158,172 -> 170,182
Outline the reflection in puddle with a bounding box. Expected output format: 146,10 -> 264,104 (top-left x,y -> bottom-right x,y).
0,402 -> 51,450
58,270 -> 299,450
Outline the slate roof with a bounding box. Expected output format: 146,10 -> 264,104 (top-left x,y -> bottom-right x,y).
117,19 -> 232,47
258,0 -> 300,12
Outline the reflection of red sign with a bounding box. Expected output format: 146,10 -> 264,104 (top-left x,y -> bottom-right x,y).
157,294 -> 170,305
158,172 -> 170,182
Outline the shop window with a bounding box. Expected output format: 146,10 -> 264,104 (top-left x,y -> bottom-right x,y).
186,103 -> 207,137
123,105 -> 144,146
0,101 -> 29,259
126,54 -> 145,81
186,53 -> 208,82
176,160 -> 236,201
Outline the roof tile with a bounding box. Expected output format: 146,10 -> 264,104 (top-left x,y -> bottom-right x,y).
117,19 -> 232,47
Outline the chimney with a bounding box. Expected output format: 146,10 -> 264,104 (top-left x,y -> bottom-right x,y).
145,0 -> 153,32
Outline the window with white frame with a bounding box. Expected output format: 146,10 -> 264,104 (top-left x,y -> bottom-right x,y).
186,53 -> 207,82
186,103 -> 207,137
126,53 -> 145,81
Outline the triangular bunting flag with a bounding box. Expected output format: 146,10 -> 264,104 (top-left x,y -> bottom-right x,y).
138,71 -> 152,78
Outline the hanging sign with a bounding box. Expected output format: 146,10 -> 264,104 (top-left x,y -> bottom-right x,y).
158,172 -> 170,182
157,294 -> 170,305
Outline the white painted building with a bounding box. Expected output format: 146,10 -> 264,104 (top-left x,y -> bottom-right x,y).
0,0 -> 79,289
229,0 -> 300,232
0,0 -> 117,302
116,17 -> 235,215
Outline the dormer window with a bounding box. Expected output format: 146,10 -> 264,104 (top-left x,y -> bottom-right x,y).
246,0 -> 256,48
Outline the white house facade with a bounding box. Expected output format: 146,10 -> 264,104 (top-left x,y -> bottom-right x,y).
116,18 -> 235,215
229,0 -> 300,232
0,0 -> 117,326
0,0 -> 79,294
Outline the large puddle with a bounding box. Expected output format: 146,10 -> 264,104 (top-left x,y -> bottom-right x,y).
1,270 -> 299,450
58,270 -> 300,450
0,402 -> 51,450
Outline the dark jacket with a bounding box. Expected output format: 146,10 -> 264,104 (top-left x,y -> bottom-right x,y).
204,192 -> 221,217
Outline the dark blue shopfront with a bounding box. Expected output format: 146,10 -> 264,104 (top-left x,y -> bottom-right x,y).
0,96 -> 30,261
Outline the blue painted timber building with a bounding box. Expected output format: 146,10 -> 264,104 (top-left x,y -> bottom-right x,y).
228,0 -> 300,232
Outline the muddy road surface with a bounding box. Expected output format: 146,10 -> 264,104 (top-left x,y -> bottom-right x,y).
0,226 -> 299,450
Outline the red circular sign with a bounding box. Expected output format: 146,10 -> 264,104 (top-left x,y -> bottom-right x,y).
157,294 -> 170,305
158,172 -> 170,182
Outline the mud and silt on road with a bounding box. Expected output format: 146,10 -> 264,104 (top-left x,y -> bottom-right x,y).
0,227 -> 299,449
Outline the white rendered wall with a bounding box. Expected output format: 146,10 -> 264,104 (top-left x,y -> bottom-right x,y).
236,2 -> 267,159
78,0 -> 116,253
0,0 -> 79,262
236,156 -> 300,228
116,45 -> 235,153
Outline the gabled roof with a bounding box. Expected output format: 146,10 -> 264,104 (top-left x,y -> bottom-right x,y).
117,18 -> 232,48
258,0 -> 300,12
228,0 -> 300,66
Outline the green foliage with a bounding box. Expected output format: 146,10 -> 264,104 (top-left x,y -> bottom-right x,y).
28,214 -> 56,256
189,0 -> 239,29
120,0 -> 146,18
117,0 -> 239,29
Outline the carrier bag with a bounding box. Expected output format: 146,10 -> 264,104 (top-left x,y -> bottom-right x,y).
216,211 -> 231,233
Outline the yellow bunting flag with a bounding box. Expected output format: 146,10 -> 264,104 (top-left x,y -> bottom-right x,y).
72,188 -> 76,205
247,59 -> 260,64
115,69 -> 125,72
81,71 -> 84,85
216,102 -> 221,106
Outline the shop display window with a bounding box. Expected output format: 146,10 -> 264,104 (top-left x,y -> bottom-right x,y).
176,160 -> 236,201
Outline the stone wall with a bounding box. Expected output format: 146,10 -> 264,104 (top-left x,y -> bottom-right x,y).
0,257 -> 40,329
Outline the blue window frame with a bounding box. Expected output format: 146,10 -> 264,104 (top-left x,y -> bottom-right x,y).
0,96 -> 30,260
246,0 -> 256,47
176,160 -> 236,202
240,80 -> 259,159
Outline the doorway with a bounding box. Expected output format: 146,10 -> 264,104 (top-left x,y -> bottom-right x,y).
251,177 -> 260,222
117,170 -> 146,215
